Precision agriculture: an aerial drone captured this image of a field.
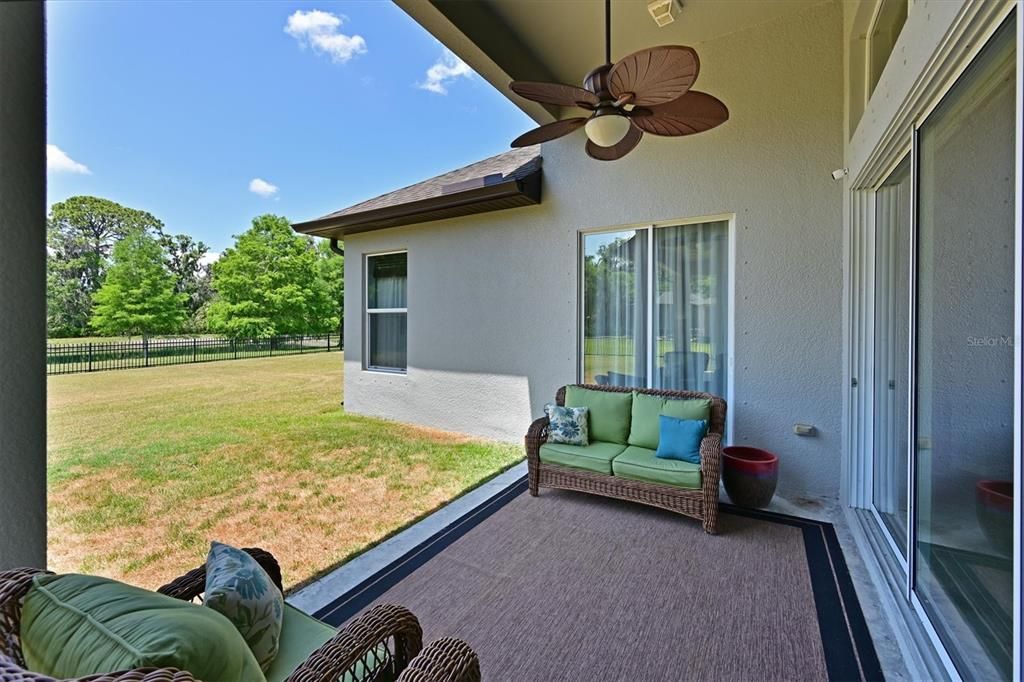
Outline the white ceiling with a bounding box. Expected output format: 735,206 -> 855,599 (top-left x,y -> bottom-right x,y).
487,0 -> 823,88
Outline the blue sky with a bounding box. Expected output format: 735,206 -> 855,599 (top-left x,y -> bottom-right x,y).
45,1 -> 533,254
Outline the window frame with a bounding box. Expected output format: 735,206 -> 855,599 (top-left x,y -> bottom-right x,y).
364,249 -> 408,374
577,214 -> 735,439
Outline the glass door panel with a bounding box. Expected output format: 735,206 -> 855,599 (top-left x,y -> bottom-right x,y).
652,221 -> 729,396
873,157 -> 912,556
914,15 -> 1015,680
582,230 -> 648,386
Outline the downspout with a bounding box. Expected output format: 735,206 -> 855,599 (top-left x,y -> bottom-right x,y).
329,238 -> 345,407
328,239 -> 344,352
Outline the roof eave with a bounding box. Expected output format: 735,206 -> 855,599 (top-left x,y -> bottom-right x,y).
291,168 -> 542,239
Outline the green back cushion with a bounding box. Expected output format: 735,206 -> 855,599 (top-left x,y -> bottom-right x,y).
21,573 -> 266,681
564,386 -> 632,444
628,392 -> 712,449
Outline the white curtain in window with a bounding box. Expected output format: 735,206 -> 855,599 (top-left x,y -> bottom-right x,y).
652,221 -> 728,396
582,231 -> 647,386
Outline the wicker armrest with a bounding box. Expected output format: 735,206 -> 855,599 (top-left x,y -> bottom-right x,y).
396,637 -> 481,682
524,416 -> 549,455
156,547 -> 283,602
285,604 -> 422,682
699,432 -> 723,483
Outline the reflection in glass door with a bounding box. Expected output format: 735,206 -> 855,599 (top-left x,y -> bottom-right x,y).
872,157 -> 911,556
913,15 -> 1016,680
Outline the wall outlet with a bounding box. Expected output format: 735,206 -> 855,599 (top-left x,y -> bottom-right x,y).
793,423 -> 817,437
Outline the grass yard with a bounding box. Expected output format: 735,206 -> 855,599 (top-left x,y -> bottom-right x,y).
47,352 -> 522,591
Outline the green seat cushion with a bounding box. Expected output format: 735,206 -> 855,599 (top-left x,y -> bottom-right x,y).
21,573 -> 265,681
628,392 -> 712,449
612,445 -> 702,489
266,605 -> 388,682
539,441 -> 627,474
265,604 -> 337,682
564,386 -> 632,444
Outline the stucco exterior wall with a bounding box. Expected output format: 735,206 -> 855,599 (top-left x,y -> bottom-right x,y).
344,0 -> 845,498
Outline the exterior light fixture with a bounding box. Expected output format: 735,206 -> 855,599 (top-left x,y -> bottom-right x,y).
647,0 -> 677,27
584,107 -> 631,148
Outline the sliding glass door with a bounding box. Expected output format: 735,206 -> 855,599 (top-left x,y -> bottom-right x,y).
581,220 -> 729,398
863,12 -> 1017,680
912,16 -> 1016,679
872,156 -> 911,556
581,229 -> 648,386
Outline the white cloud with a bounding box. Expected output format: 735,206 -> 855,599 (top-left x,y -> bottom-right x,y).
249,178 -> 279,197
285,9 -> 367,64
47,144 -> 91,174
418,49 -> 473,95
200,251 -> 221,267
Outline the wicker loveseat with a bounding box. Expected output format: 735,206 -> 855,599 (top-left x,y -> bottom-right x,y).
526,384 -> 727,533
0,548 -> 480,682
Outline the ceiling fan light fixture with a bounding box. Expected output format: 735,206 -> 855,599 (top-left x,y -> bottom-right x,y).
584,109 -> 631,148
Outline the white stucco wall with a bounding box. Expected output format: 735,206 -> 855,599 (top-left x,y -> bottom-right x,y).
344,0 -> 845,498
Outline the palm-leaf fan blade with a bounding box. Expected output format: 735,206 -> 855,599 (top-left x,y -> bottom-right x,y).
629,91 -> 729,137
511,118 -> 588,147
509,81 -> 599,108
608,46 -> 699,107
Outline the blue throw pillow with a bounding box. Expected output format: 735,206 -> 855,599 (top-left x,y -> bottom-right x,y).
655,416 -> 707,464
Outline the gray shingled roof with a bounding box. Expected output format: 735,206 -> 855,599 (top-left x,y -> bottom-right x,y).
316,145 -> 541,221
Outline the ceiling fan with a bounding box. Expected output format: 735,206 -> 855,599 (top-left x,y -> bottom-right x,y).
509,0 -> 728,161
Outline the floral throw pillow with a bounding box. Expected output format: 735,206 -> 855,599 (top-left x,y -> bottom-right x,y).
204,542 -> 284,672
545,404 -> 589,446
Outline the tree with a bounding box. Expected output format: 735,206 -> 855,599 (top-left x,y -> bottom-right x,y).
207,215 -> 335,338
157,230 -> 213,328
316,240 -> 344,346
47,196 -> 164,336
90,230 -> 187,336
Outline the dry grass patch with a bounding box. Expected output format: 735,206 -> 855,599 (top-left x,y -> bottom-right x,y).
47,353 -> 522,590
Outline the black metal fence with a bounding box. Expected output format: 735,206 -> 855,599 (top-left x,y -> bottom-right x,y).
47,334 -> 341,376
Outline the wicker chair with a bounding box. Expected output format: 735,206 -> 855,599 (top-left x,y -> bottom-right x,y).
0,548 -> 480,682
525,384 -> 727,534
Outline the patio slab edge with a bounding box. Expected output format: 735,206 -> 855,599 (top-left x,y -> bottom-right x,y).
287,461 -> 528,614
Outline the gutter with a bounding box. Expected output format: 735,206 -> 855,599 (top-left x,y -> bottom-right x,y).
291,168 -> 542,239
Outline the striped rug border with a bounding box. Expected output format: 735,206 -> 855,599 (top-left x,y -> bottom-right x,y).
315,478 -> 884,682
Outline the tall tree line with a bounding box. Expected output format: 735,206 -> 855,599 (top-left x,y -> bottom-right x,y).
46,196 -> 343,339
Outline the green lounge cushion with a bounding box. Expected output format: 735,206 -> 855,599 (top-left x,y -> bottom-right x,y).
264,604 -> 388,682
205,541 -> 284,672
628,392 -> 712,450
21,573 -> 266,681
539,441 -> 627,475
265,604 -> 336,682
612,445 -> 702,489
564,386 -> 632,444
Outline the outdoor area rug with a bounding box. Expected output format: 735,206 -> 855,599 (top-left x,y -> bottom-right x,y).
315,478 -> 883,681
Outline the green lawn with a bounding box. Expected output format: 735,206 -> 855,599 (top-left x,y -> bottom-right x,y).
47,353 -> 522,591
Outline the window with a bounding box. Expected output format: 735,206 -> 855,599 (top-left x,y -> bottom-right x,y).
365,251 -> 407,372
867,0 -> 908,97
581,220 -> 729,398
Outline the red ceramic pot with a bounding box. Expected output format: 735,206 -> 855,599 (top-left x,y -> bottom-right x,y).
976,480 -> 1012,556
722,446 -> 779,509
